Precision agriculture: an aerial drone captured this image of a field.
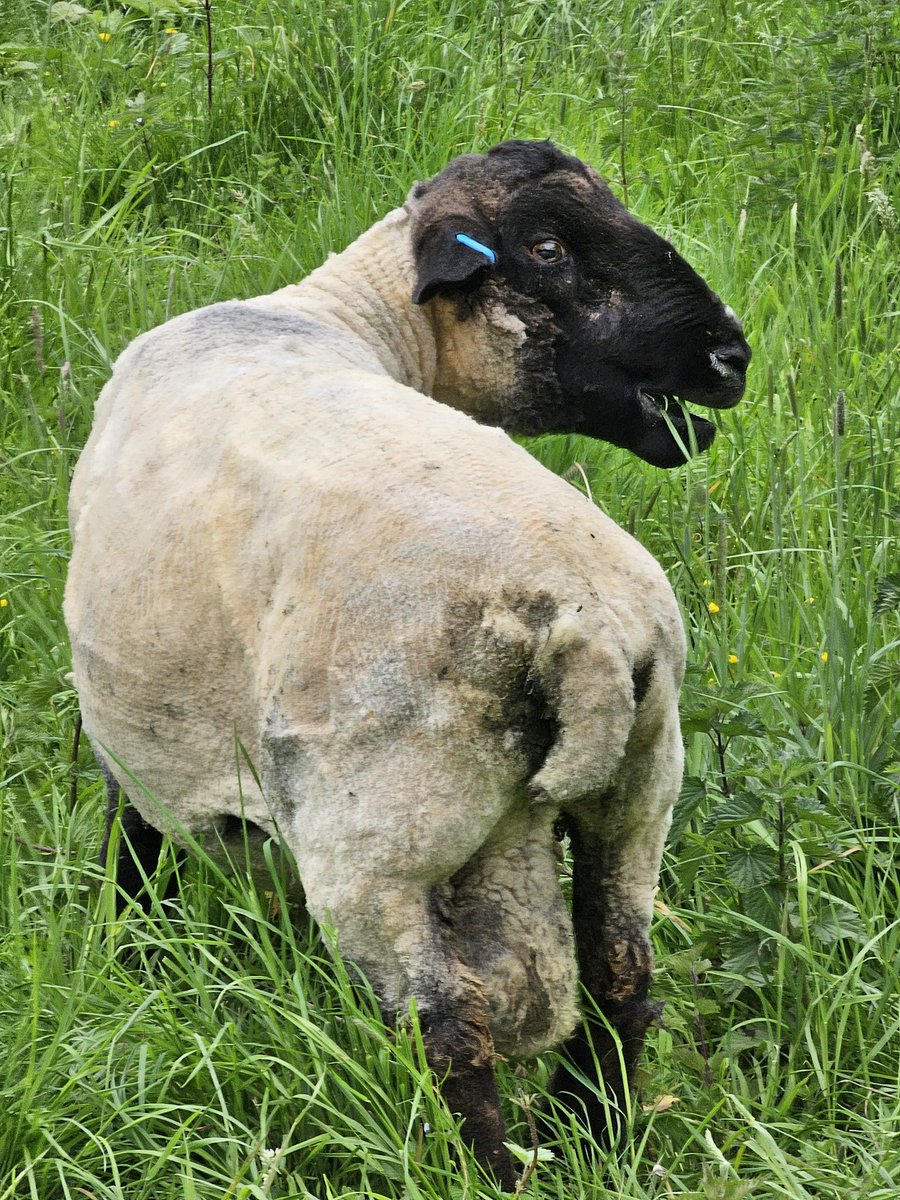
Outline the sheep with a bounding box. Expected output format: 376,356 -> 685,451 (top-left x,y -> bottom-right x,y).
65,140 -> 749,1188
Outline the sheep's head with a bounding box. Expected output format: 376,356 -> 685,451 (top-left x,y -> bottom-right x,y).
408,140 -> 750,468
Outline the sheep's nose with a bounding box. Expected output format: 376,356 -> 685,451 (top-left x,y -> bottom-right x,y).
713,339 -> 752,377
716,305 -> 752,376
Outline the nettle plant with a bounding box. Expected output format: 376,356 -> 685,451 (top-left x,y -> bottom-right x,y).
667,672 -> 865,992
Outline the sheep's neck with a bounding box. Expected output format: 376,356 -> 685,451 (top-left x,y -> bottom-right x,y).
263,208 -> 526,428
269,209 -> 438,395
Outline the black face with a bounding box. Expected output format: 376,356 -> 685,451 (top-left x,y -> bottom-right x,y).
411,141 -> 751,468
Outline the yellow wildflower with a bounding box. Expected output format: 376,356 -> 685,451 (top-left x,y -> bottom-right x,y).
0,598 -> 7,608
702,578 -> 711,587
164,27 -> 178,34
98,31 -> 112,42
707,601 -> 720,614
108,119 -> 120,128
821,651 -> 828,662
728,654 -> 738,664
806,596 -> 815,604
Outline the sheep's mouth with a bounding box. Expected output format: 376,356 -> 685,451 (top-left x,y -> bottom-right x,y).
548,357 -> 746,467
639,391 -> 717,455
637,362 -> 747,462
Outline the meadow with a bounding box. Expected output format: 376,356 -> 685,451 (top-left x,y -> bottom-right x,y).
0,0 -> 898,1196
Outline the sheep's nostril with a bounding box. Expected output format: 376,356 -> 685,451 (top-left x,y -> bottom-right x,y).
711,340 -> 751,378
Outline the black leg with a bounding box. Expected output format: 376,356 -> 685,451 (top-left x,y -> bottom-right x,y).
98,760 -> 177,913
290,870 -> 518,1188
423,1005 -> 517,1190
542,661 -> 682,1145
549,815 -> 661,1140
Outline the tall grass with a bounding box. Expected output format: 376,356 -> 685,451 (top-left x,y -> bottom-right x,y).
1,0 -> 898,1196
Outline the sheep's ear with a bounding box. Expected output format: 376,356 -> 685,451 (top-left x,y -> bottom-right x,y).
412,229 -> 497,305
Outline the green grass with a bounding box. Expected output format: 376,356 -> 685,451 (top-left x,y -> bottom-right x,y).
1,0 -> 898,1196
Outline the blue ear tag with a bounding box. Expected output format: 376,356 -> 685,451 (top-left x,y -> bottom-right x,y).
455,232 -> 497,264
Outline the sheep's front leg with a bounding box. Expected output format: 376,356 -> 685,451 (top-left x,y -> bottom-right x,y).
551,707 -> 681,1141
97,758 -> 176,913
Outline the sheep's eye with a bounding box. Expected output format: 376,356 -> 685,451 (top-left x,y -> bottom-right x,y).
529,239 -> 566,263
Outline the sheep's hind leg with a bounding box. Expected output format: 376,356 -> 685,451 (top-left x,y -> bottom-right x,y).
98,760 -> 179,913
548,815 -> 662,1142
264,727 -> 520,1188
294,862 -> 518,1188
550,704 -> 681,1144
416,934 -> 518,1191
